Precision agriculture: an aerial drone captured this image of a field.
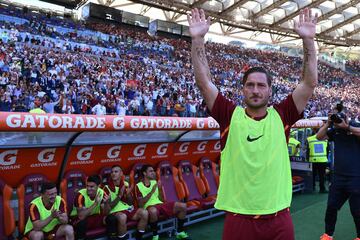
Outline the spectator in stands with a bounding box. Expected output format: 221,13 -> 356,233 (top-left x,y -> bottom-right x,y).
24,182 -> 74,240
316,113 -> 360,240
29,96 -> 45,114
43,94 -> 62,114
62,99 -> 75,114
71,175 -> 111,240
135,165 -> 190,240
188,8 -> 318,240
104,165 -> 148,240
307,130 -> 328,193
92,99 -> 107,116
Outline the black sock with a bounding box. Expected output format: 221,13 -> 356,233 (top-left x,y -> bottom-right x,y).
177,218 -> 185,233
135,230 -> 145,240
325,206 -> 338,236
150,222 -> 158,236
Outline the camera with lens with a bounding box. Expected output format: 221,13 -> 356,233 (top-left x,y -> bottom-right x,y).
330,102 -> 345,124
330,113 -> 344,124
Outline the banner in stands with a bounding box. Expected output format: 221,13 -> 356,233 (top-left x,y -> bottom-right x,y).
65,143 -> 176,175
0,112 -> 220,131
0,148 -> 66,187
173,140 -> 220,164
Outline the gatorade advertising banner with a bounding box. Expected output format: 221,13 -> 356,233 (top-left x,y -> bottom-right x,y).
65,143 -> 176,175
173,140 -> 220,164
0,112 -> 220,131
0,148 -> 66,187
0,112 -> 324,132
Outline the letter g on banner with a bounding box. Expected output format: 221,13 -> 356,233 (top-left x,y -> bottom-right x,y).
77,147 -> 93,161
156,143 -> 168,155
197,141 -> 208,151
107,146 -> 121,158
0,150 -> 18,166
38,148 -> 56,163
133,144 -> 146,157
179,142 -> 190,153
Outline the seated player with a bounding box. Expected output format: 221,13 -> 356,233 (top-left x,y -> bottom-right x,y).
71,175 -> 111,240
104,165 -> 148,240
24,182 -> 74,240
135,165 -> 191,240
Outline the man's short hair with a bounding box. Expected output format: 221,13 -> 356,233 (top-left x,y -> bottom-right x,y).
40,182 -> 56,194
243,67 -> 272,87
111,165 -> 122,170
87,175 -> 101,185
140,164 -> 152,177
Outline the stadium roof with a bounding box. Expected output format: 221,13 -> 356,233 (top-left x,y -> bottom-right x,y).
82,0 -> 360,49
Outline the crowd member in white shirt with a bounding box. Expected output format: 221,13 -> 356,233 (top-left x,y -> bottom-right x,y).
62,99 -> 75,114
116,99 -> 127,116
92,99 -> 107,115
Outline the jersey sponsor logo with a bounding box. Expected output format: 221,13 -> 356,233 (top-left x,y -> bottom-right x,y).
247,135 -> 263,142
0,150 -> 18,166
107,146 -> 121,159
77,147 -> 93,161
38,148 -> 56,163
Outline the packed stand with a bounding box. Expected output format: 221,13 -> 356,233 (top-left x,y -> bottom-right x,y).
0,8 -> 359,119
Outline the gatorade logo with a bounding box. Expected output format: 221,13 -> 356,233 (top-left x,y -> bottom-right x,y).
156,143 -> 168,155
0,150 -> 18,166
133,144 -> 146,157
179,142 -> 190,153
214,141 -> 221,151
197,141 -> 208,151
38,148 -> 56,163
77,147 -> 93,161
107,146 -> 121,158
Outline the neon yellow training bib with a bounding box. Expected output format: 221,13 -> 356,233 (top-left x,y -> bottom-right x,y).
215,107 -> 292,215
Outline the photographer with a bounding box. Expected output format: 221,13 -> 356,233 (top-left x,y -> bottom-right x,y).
316,107 -> 360,240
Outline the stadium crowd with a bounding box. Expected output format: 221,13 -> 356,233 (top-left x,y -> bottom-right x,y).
0,6 -> 359,119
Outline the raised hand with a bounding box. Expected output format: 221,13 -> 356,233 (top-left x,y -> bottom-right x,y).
294,8 -> 318,39
118,185 -> 126,198
187,8 -> 211,40
51,209 -> 60,219
95,192 -> 102,204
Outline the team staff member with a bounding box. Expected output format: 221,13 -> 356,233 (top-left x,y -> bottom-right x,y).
307,131 -> 328,193
135,165 -> 190,240
317,116 -> 360,240
188,7 -> 318,240
104,165 -> 148,240
25,182 -> 74,240
71,175 -> 110,240
288,131 -> 301,157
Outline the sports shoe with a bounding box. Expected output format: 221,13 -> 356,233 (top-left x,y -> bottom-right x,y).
320,233 -> 333,240
353,238 -> 360,240
176,231 -> 191,239
152,235 -> 159,240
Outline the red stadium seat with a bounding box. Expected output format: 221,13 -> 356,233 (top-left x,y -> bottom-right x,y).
156,161 -> 197,213
129,163 -> 145,189
99,166 -> 112,186
199,157 -> 219,200
178,160 -> 215,209
17,174 -> 49,238
0,178 -> 15,239
60,169 -> 86,215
